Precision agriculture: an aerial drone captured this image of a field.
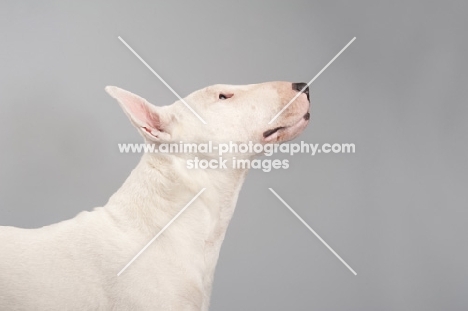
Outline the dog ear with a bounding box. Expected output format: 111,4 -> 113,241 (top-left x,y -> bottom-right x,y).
105,86 -> 171,142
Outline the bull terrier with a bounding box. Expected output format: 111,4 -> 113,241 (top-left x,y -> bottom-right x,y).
0,82 -> 310,310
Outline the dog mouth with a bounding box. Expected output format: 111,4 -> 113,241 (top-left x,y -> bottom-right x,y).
263,112 -> 310,140
263,126 -> 286,138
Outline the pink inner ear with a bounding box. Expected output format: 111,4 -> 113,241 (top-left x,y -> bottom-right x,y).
110,87 -> 162,131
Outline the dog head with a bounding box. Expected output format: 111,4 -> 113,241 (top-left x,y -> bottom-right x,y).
106,81 -> 310,149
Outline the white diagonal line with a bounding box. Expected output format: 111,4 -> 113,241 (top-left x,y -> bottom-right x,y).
268,37 -> 356,124
117,36 -> 207,125
117,188 -> 206,276
269,188 -> 357,275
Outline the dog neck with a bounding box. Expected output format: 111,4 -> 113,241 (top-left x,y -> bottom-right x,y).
103,152 -> 248,303
105,153 -> 248,230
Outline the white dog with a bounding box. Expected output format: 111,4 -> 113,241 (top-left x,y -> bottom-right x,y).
0,82 -> 310,310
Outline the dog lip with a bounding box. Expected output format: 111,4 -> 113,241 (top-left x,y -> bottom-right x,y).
263,109 -> 310,139
264,112 -> 310,138
263,126 -> 285,138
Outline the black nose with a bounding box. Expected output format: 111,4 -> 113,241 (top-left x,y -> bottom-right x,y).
292,82 -> 309,101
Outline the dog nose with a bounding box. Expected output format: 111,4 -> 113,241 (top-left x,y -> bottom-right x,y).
292,82 -> 309,102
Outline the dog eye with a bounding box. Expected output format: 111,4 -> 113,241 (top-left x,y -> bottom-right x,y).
219,93 -> 233,100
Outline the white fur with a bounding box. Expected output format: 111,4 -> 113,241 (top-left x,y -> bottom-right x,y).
0,82 -> 309,310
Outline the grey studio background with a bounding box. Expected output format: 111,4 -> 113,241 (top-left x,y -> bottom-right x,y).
1,1 -> 467,310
